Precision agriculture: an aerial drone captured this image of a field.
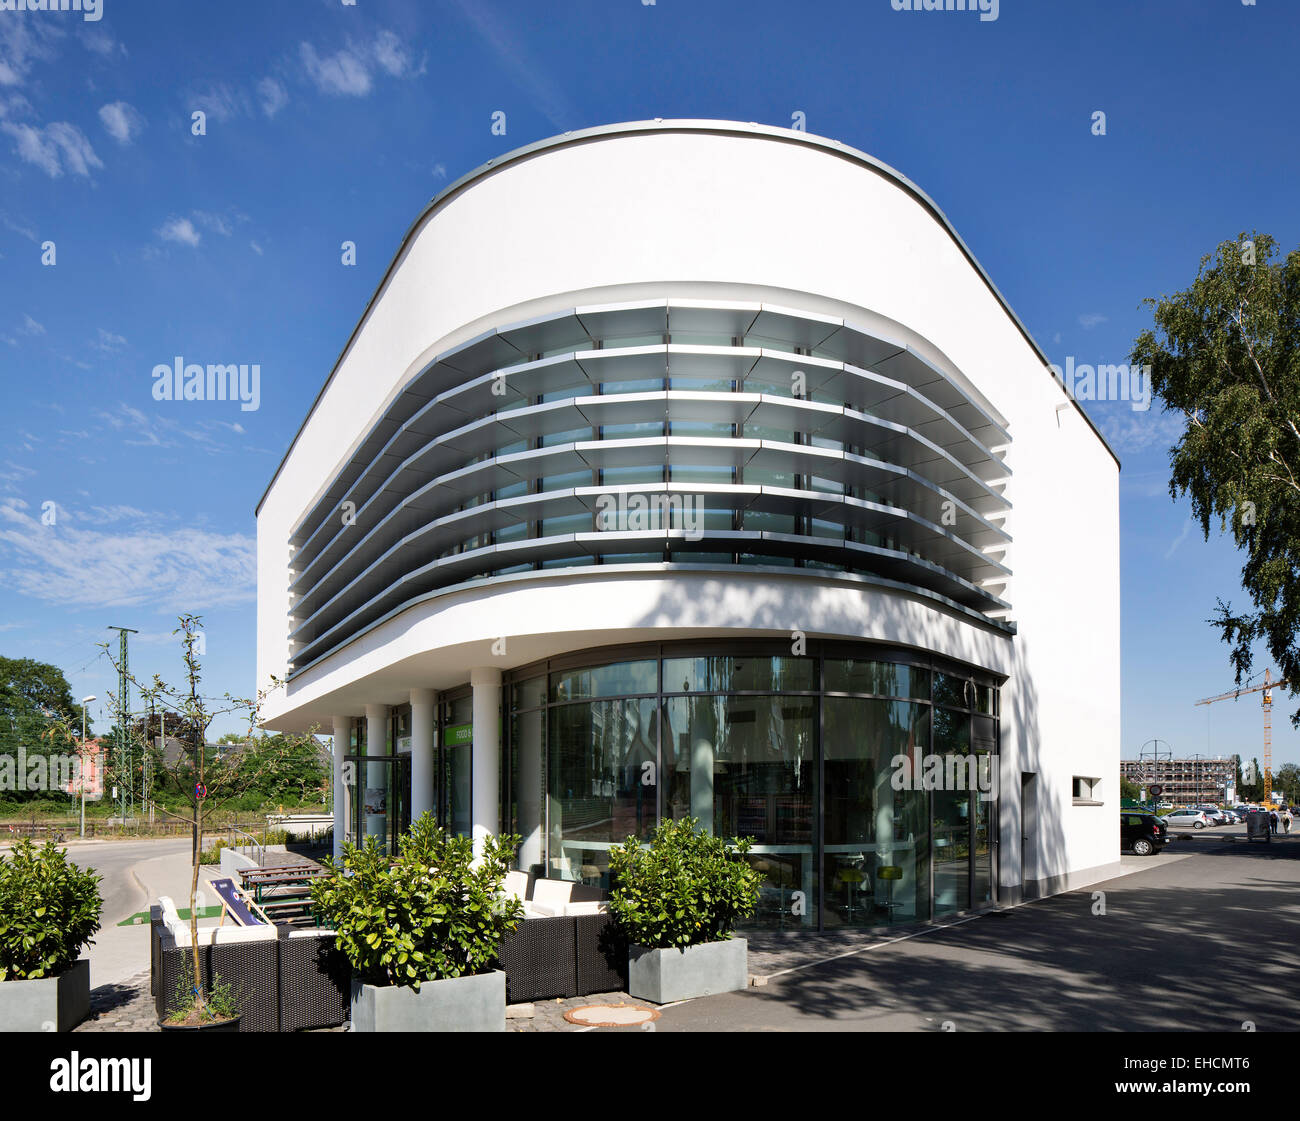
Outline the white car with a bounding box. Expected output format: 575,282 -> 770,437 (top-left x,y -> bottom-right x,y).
1165,809 -> 1211,829
1193,806 -> 1228,825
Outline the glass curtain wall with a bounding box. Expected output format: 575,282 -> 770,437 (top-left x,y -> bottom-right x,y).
503,642 -> 1001,932
442,693 -> 473,838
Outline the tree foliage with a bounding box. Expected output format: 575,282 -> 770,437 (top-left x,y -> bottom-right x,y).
311,814 -> 523,989
0,657 -> 92,803
1132,233 -> 1300,723
1274,762 -> 1300,804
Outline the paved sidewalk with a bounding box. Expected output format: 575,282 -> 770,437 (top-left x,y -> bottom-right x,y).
634,835 -> 1300,1032
74,970 -> 158,1033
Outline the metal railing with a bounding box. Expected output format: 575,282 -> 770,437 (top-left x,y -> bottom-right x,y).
226,825 -> 266,866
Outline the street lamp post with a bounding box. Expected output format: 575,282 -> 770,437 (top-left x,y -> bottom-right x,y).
79,696 -> 97,839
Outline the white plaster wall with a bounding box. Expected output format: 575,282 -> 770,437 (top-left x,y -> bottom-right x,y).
256,122 -> 1120,886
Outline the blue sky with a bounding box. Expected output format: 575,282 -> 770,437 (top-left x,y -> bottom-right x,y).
0,0 -> 1296,770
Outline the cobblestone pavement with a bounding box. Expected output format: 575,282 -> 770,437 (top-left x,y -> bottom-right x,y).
73,970 -> 159,1032
70,971 -> 662,1033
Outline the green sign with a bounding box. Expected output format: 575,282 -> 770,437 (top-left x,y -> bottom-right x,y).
444,723 -> 472,747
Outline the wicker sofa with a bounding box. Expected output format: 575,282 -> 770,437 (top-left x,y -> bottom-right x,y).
495,874 -> 629,1002
150,902 -> 349,1032
150,873 -> 631,1025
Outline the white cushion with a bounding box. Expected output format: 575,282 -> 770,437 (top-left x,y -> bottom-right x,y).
210,924 -> 277,944
564,901 -> 608,916
530,879 -> 574,912
502,870 -> 530,903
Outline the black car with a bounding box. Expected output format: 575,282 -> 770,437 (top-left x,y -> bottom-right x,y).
1120,812 -> 1168,855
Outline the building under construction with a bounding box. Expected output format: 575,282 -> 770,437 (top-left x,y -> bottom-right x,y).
1120,756 -> 1237,805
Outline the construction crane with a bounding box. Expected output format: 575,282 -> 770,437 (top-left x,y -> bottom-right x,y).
1195,669 -> 1289,804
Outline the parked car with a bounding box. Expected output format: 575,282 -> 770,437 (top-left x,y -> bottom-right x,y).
1165,809 -> 1211,829
1120,812 -> 1168,856
1221,809 -> 1240,825
1193,806 -> 1227,825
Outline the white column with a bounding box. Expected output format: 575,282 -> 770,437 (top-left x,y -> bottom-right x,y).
331,715 -> 350,860
365,703 -> 389,839
470,668 -> 502,857
410,688 -> 436,825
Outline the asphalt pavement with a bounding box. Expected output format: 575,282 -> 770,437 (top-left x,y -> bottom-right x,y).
634,831 -> 1300,1032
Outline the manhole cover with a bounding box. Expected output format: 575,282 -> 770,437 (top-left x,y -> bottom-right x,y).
563,1003 -> 660,1028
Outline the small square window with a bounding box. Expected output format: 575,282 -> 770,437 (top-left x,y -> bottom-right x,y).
1073,776 -> 1103,805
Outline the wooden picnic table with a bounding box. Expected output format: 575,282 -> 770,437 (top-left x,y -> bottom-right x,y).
237,864 -> 327,904
237,863 -> 325,881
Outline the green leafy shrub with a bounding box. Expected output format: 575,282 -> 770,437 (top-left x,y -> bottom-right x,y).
198,838 -> 226,865
166,954 -> 241,1025
310,813 -> 523,990
0,839 -> 103,980
607,817 -> 762,950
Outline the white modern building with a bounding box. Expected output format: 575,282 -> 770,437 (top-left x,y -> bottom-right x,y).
256,120 -> 1121,930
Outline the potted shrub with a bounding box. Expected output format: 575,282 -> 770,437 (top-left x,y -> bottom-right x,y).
0,838 -> 103,1031
311,813 -> 523,1032
159,956 -> 241,1032
608,817 -> 762,1004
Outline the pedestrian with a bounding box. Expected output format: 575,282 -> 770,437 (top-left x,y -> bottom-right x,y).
1284,810 -> 1293,835
1269,810 -> 1279,834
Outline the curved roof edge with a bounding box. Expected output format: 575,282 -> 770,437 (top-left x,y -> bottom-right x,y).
256,119 -> 1119,516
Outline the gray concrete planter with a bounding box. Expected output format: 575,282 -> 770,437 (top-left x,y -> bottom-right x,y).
628,938 -> 747,1004
0,958 -> 90,1032
350,969 -> 505,1032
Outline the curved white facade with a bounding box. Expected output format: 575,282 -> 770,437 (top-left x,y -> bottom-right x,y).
257,121 -> 1121,910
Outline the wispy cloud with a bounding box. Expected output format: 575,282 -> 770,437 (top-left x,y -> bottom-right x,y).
158,216 -> 201,247
98,100 -> 144,145
0,460 -> 37,493
1,119 -> 102,178
189,84 -> 245,124
299,30 -> 424,97
0,17 -> 62,87
192,211 -> 233,237
1100,409 -> 1185,455
81,29 -> 123,59
372,29 -> 417,78
1,212 -> 37,242
257,76 -> 288,118
91,328 -> 127,353
96,402 -> 247,456
1164,517 -> 1196,561
0,498 -> 256,610
300,41 -> 372,96
18,313 -> 44,336
446,0 -> 577,129
1078,313 -> 1109,329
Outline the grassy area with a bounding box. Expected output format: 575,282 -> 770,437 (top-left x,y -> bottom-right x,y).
116,906 -> 222,926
